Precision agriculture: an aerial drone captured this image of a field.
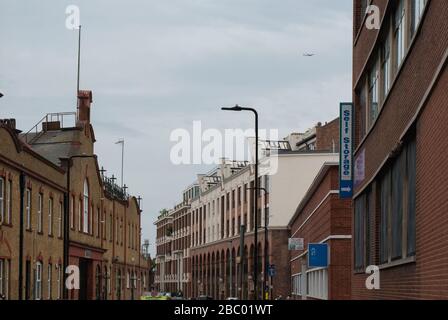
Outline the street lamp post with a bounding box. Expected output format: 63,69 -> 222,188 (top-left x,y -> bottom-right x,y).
222,105 -> 259,299
248,187 -> 269,300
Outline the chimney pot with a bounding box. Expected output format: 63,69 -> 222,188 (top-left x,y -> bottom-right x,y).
77,90 -> 93,125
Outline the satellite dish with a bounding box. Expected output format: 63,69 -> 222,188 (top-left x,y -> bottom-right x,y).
0,92 -> 4,98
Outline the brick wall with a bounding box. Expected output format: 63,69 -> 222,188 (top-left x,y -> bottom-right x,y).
351,0 -> 448,299
289,166 -> 352,300
316,118 -> 340,152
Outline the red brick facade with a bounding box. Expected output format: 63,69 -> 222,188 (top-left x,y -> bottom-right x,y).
289,164 -> 352,300
352,0 -> 448,299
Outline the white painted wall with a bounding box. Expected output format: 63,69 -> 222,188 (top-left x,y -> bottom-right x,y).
268,153 -> 339,227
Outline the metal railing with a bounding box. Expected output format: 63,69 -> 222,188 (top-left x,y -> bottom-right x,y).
103,175 -> 128,201
23,112 -> 77,144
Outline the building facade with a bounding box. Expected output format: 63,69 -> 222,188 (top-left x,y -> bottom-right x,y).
352,0 -> 448,299
0,91 -> 150,300
155,124 -> 340,299
289,163 -> 352,300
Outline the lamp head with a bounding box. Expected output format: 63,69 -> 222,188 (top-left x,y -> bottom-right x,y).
221,105 -> 243,112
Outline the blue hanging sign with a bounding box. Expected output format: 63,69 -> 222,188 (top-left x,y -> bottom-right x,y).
308,244 -> 329,268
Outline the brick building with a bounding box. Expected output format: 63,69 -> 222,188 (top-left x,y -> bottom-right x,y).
295,119 -> 340,153
351,0 -> 448,299
155,127 -> 340,299
289,163 -> 352,300
154,185 -> 196,296
0,91 -> 150,300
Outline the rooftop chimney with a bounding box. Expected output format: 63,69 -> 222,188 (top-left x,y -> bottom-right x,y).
77,90 -> 93,126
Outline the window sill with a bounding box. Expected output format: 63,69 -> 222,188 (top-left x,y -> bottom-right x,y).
379,256 -> 416,270
37,231 -> 44,235
48,234 -> 54,238
26,228 -> 33,233
0,223 -> 13,228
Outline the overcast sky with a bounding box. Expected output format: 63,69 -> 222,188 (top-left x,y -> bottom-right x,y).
0,0 -> 352,255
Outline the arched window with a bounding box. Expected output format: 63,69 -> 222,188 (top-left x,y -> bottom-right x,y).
83,180 -> 89,233
35,262 -> 42,300
103,266 -> 108,300
95,265 -> 101,300
116,269 -> 122,300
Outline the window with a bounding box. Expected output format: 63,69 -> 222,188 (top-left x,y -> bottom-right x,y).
237,187 -> 241,206
381,35 -> 391,98
109,214 -> 113,241
26,188 -> 31,230
107,267 -> 111,295
48,198 -> 53,236
95,265 -> 101,300
0,178 -> 4,224
37,194 -> 43,233
96,208 -> 100,238
78,199 -> 82,232
264,175 -> 271,193
292,274 -> 302,296
6,180 -> 12,225
103,212 -> 107,240
358,84 -> 368,137
0,259 -> 10,299
56,264 -> 62,299
35,262 -> 42,300
379,136 -> 416,264
47,264 -> 52,299
90,204 -> 94,235
1,179 -> 12,225
58,202 -> 62,238
411,0 -> 427,36
243,184 -> 247,203
83,180 -> 89,233
127,270 -> 130,289
120,218 -> 124,245
70,195 -> 75,229
354,188 -> 372,271
306,268 -> 328,300
116,269 -> 122,300
116,218 -> 119,244
368,60 -> 379,127
394,0 -> 406,70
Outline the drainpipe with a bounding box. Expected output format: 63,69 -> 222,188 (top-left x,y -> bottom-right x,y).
19,172 -> 26,300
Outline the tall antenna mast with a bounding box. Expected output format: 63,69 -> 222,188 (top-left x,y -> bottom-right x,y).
76,25 -> 82,118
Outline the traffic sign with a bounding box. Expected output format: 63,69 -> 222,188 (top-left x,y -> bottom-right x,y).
308,243 -> 329,268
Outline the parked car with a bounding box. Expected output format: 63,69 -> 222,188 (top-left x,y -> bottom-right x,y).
226,297 -> 238,300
